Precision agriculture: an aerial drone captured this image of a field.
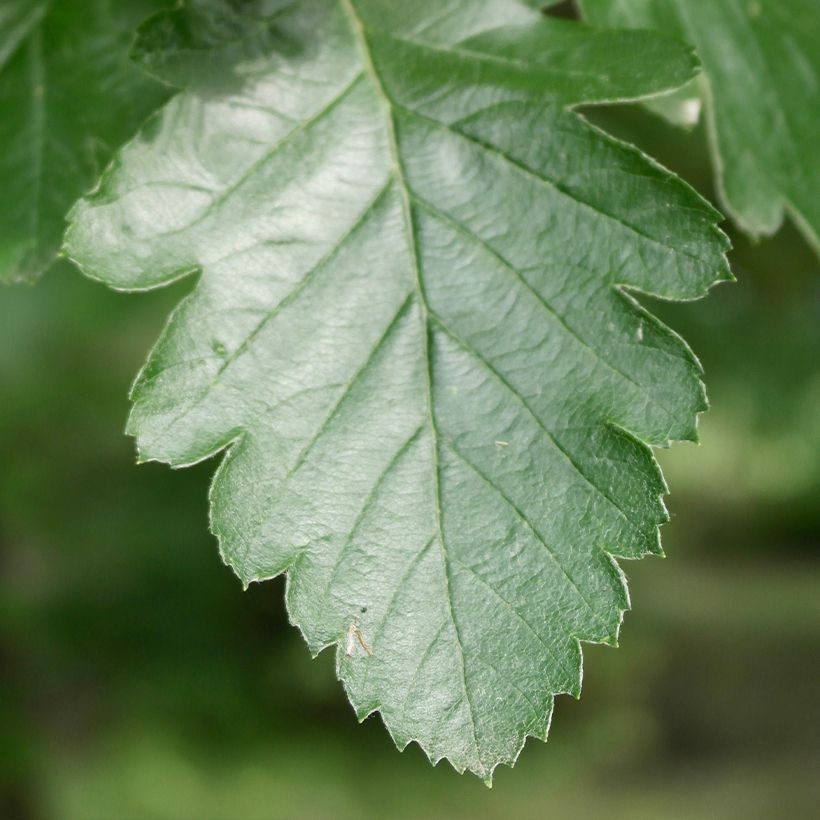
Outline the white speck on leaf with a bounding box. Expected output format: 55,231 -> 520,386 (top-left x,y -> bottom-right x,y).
346,622 -> 373,657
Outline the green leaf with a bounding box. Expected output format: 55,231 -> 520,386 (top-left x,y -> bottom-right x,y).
64,0 -> 730,780
580,0 -> 820,254
0,0 -> 169,284
0,2 -> 46,68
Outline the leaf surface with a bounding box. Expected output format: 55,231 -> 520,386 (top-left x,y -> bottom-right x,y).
581,0 -> 820,253
0,0 -> 168,283
65,0 -> 730,779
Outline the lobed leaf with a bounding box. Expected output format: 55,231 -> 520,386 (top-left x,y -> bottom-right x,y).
65,0 -> 730,779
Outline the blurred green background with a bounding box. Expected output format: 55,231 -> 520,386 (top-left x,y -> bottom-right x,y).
1,67 -> 819,820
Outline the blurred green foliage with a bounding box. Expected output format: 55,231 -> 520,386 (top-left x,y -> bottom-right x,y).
1,73 -> 818,820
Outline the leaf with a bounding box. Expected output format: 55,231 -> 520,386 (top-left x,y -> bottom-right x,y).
0,2 -> 46,69
0,0 -> 169,284
64,0 -> 730,780
580,0 -> 820,254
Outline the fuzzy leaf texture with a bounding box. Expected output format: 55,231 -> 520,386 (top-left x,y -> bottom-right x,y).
580,0 -> 820,255
0,0 -> 169,283
64,0 -> 731,780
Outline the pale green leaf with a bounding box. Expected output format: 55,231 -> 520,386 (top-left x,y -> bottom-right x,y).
0,0 -> 169,284
64,0 -> 730,779
580,0 -> 820,253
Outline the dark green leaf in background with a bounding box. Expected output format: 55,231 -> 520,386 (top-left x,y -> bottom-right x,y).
0,0 -> 169,284
64,0 -> 730,779
580,0 -> 820,255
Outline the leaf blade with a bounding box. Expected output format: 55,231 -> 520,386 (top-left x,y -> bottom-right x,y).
580,0 -> 820,254
64,0 -> 729,779
0,0 -> 169,284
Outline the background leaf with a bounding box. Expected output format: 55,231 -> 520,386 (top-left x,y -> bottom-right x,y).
580,0 -> 820,255
64,0 -> 729,779
0,0 -> 168,284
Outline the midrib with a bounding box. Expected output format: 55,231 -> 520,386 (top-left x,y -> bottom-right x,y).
339,0 -> 483,765
27,26 -> 46,258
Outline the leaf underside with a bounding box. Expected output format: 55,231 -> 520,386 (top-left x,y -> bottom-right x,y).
0,0 -> 168,284
581,0 -> 820,255
65,0 -> 730,780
